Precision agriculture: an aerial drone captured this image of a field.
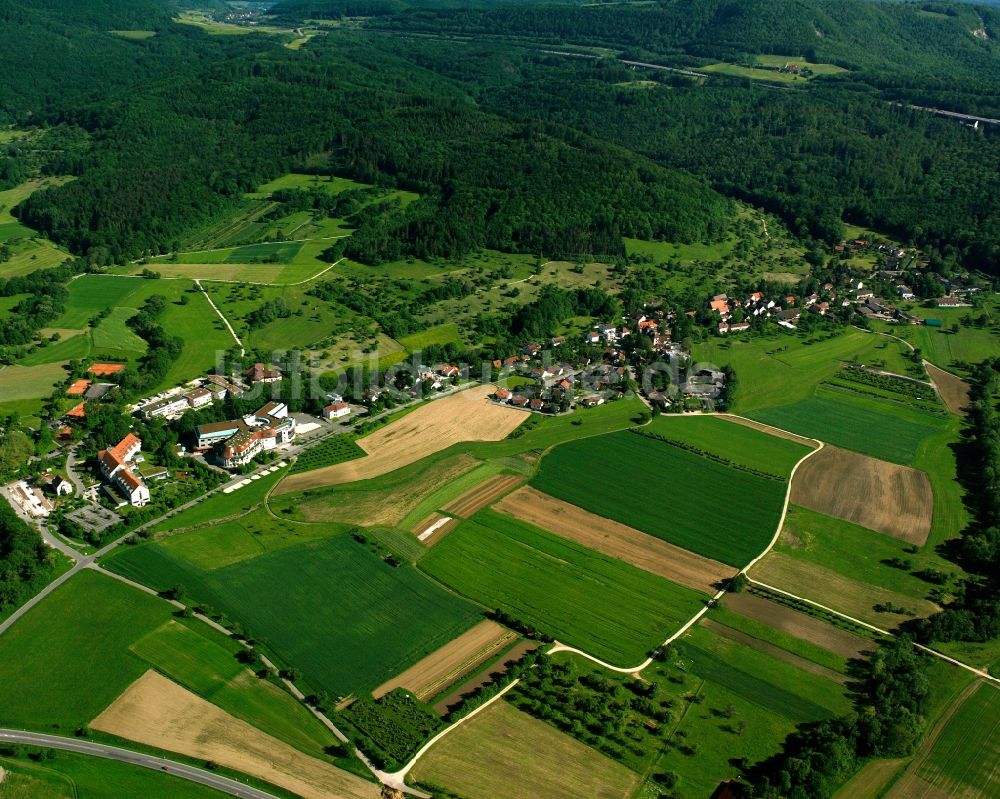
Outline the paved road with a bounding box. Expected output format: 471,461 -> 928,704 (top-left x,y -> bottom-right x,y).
0,730 -> 279,799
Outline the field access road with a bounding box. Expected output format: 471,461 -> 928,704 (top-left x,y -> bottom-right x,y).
0,730 -> 279,799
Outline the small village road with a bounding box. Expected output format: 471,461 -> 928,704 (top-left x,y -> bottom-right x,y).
0,730 -> 280,799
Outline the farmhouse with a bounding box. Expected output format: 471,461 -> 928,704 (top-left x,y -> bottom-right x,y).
323,402 -> 351,420
97,433 -> 150,507
243,363 -> 282,385
937,295 -> 972,308
195,401 -> 296,468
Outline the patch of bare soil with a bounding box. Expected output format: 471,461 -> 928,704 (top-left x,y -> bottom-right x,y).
722,591 -> 872,661
791,445 -> 933,545
373,620 -> 516,701
275,385 -> 525,494
91,671 -> 379,799
494,486 -> 735,594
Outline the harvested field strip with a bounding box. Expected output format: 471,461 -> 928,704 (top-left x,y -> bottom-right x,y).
752,551 -> 939,627
721,591 -> 871,661
790,445 -> 933,545
443,474 -> 524,518
373,620 -> 516,701
833,758 -> 908,799
413,513 -> 460,545
925,362 -> 971,416
701,617 -> 848,684
494,486 -> 734,594
433,640 -> 539,715
91,671 -> 379,799
721,414 -> 819,448
409,701 -> 641,799
274,385 -> 526,494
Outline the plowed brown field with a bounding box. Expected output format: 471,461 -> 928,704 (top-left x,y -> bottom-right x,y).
790,445 -> 933,545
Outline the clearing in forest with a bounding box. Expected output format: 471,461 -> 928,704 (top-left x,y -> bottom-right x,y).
275,385 -> 525,494
372,620 -> 516,701
409,700 -> 640,799
494,486 -> 734,593
790,445 -> 933,545
91,671 -> 379,799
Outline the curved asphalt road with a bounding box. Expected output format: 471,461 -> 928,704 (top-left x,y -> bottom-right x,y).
0,730 -> 279,799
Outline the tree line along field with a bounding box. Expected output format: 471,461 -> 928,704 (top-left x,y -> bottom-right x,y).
0,570 -> 336,759
104,532 -> 482,698
530,429 -> 789,566
417,509 -> 706,664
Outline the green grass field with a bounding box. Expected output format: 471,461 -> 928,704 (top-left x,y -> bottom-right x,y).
778,506 -> 954,603
646,415 -> 810,476
150,467 -> 290,534
51,277 -> 142,328
0,750 -> 228,799
0,570 -> 334,756
531,430 -> 787,565
914,682 -> 1000,797
104,533 -> 481,697
419,509 -> 705,663
396,322 -> 462,352
750,387 -> 947,465
91,306 -> 147,354
680,625 -> 851,721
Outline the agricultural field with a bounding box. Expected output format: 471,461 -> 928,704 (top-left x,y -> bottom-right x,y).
272,453 -> 484,528
753,506 -> 947,625
694,327 -> 917,412
494,486 -> 735,593
92,671 -> 378,799
924,362 -> 971,415
0,361 -> 67,415
645,414 -> 812,476
409,700 -> 640,799
0,750 -> 228,799
531,429 -> 788,566
886,681 -> 1000,799
288,435 -> 365,474
750,387 -> 948,465
790,445 -> 933,544
149,466 -> 291,534
418,509 -> 705,664
104,533 -> 482,697
0,570 -> 334,757
372,620 -> 516,701
275,385 -> 525,494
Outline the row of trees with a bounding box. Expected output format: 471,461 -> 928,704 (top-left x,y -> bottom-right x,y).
0,501 -> 53,615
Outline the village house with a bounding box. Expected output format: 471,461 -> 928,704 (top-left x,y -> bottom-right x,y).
937,296 -> 972,308
243,363 -> 282,385
322,402 -> 351,420
98,433 -> 150,507
493,387 -> 513,402
897,284 -> 915,300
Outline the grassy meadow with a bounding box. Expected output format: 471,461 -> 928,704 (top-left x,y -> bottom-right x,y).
0,750 -> 228,799
0,570 -> 333,756
104,533 -> 482,698
418,509 -> 706,664
531,430 -> 787,566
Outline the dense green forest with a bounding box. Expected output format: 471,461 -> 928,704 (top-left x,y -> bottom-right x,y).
0,501 -> 54,617
1,0 -> 996,275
